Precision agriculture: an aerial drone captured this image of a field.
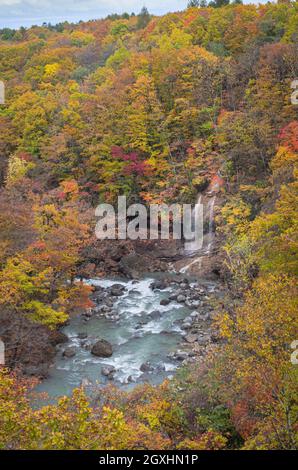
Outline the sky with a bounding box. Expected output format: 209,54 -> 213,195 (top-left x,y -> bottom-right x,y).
0,0 -> 269,29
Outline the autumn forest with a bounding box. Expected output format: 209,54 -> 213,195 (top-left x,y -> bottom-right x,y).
0,1 -> 297,451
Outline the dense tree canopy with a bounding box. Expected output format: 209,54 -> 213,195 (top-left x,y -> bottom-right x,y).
0,2 -> 297,450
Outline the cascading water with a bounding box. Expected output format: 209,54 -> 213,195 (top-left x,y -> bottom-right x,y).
184,195 -> 202,255
180,194 -> 216,274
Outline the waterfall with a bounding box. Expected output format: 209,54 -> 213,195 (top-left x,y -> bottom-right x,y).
180,194 -> 216,274
184,195 -> 202,255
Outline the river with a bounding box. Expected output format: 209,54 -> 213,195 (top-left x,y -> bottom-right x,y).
35,274 -> 217,399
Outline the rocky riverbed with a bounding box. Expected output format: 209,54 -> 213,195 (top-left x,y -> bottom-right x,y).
35,273 -> 222,398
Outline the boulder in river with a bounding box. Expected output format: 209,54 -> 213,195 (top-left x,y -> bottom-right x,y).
177,295 -> 186,303
140,362 -> 154,372
62,346 -> 77,358
78,332 -> 88,339
101,365 -> 116,378
91,339 -> 113,357
149,310 -> 162,320
150,280 -> 168,291
110,285 -> 126,297
111,283 -> 125,290
160,298 -> 171,306
169,293 -> 178,301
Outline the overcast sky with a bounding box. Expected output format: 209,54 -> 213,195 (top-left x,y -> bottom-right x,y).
0,0 -> 269,29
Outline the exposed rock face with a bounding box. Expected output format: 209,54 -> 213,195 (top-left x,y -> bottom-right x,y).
80,238 -> 171,279
79,240 -> 133,277
119,253 -> 168,278
119,254 -> 151,278
91,339 -> 113,357
135,239 -> 182,260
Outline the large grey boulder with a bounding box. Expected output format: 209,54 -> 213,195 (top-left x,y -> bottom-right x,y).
110,284 -> 126,297
149,310 -> 162,320
91,339 -> 113,357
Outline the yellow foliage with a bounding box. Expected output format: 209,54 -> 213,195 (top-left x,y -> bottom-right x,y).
43,63 -> 61,79
5,154 -> 34,188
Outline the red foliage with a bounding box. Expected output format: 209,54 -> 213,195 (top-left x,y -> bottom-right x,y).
278,121 -> 298,152
111,146 -> 152,177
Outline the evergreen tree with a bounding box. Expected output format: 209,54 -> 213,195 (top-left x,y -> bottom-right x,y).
187,0 -> 200,7
209,0 -> 230,7
137,6 -> 151,29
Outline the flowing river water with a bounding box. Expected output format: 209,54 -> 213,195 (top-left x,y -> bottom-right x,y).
36,275 -> 217,399
36,191 -> 219,399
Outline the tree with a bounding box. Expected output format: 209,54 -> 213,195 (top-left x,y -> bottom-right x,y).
137,7 -> 151,29
0,255 -> 67,328
216,275 -> 298,449
209,0 -> 230,7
